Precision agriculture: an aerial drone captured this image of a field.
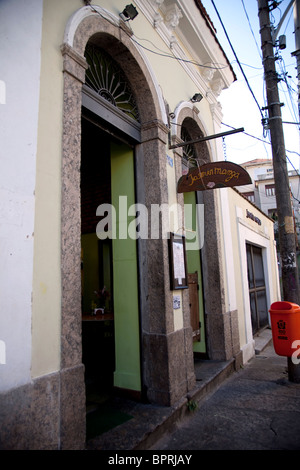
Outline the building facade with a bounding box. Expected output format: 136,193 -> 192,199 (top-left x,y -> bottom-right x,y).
0,0 -> 280,449
239,158 -> 300,248
223,188 -> 280,363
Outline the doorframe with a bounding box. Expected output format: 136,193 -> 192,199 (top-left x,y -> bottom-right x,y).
246,243 -> 268,334
171,104 -> 237,362
80,110 -> 142,397
60,7 -> 180,412
184,191 -> 207,355
237,215 -> 274,362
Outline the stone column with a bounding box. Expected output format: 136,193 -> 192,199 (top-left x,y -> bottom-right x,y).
60,43 -> 87,450
201,189 -> 241,363
138,120 -> 196,406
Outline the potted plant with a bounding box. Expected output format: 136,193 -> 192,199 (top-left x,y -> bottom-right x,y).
93,286 -> 110,314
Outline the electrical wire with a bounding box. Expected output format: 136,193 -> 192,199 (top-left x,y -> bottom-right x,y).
130,35 -> 229,70
273,5 -> 299,127
221,122 -> 300,158
131,33 -> 232,71
210,0 -> 264,120
221,122 -> 300,203
89,3 -> 232,72
234,61 -> 263,71
88,3 -> 300,171
241,0 -> 262,60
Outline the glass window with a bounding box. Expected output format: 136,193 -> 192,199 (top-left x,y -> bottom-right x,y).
244,192 -> 255,203
265,184 -> 275,196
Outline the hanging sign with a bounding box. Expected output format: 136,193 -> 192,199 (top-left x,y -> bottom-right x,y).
177,161 -> 251,193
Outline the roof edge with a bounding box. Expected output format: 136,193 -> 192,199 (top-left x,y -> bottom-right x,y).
193,0 -> 237,82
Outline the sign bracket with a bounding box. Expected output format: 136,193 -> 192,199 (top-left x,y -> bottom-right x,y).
169,127 -> 244,150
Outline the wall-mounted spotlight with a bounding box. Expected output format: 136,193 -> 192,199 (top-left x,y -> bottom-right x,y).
191,93 -> 203,103
120,4 -> 139,21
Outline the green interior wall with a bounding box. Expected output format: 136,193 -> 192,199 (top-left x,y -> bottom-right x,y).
184,192 -> 206,354
111,142 -> 141,391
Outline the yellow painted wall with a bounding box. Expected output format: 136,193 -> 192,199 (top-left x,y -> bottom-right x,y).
31,0 -> 223,376
31,0 -> 82,377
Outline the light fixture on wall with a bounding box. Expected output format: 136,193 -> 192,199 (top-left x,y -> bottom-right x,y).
120,4 -> 139,21
190,93 -> 203,103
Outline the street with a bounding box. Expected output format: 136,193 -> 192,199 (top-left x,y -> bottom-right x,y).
151,344 -> 300,450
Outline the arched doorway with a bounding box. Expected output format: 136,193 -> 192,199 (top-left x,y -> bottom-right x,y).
61,7 -> 189,445
60,8 -> 201,447
80,43 -> 143,424
180,123 -> 207,356
172,105 -> 233,362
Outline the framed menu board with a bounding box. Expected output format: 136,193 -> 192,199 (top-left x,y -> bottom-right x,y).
168,233 -> 188,290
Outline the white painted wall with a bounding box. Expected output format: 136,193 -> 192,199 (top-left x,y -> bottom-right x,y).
0,0 -> 235,389
0,0 -> 43,391
229,194 -> 280,363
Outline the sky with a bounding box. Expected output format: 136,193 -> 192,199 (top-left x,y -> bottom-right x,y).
201,0 -> 299,170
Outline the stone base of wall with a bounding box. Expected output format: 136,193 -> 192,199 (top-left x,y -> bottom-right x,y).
144,327 -> 196,407
0,364 -> 85,450
205,309 -> 241,362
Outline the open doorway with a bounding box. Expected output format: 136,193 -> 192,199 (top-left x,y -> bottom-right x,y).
81,116 -> 115,406
80,113 -> 141,438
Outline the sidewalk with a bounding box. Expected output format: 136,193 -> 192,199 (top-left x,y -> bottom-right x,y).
86,328 -> 294,450
152,332 -> 300,451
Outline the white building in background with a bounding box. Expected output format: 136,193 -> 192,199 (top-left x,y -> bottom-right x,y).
239,159 -> 300,247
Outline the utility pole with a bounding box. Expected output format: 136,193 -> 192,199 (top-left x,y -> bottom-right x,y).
258,0 -> 300,382
292,0 -> 300,122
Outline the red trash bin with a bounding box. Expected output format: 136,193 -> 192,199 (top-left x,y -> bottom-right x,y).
269,301 -> 300,357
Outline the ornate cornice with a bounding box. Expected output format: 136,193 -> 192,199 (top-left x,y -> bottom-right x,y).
134,0 -> 232,103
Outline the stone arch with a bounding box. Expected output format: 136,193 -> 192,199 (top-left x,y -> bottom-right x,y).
64,5 -> 167,126
59,6 -> 185,430
171,102 -> 212,163
171,103 -> 236,362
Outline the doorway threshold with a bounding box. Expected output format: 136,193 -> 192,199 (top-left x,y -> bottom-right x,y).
254,326 -> 272,355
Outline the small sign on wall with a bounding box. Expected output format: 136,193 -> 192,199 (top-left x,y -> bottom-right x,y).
166,154 -> 173,168
173,295 -> 181,310
168,233 -> 188,290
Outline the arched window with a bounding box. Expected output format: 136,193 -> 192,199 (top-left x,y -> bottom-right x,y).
84,44 -> 140,122
181,127 -> 197,173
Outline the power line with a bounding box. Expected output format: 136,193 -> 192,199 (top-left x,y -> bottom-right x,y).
241,0 -> 262,59
221,122 -> 300,158
89,3 -> 234,72
130,35 -> 228,70
210,0 -> 264,119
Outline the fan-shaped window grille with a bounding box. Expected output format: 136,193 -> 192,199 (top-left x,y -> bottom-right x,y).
84,44 -> 140,122
181,127 -> 197,172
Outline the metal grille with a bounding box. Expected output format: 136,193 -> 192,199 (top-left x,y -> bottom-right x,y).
85,44 -> 140,122
181,127 -> 197,173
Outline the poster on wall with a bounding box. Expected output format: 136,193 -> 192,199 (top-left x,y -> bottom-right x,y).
168,233 -> 188,290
